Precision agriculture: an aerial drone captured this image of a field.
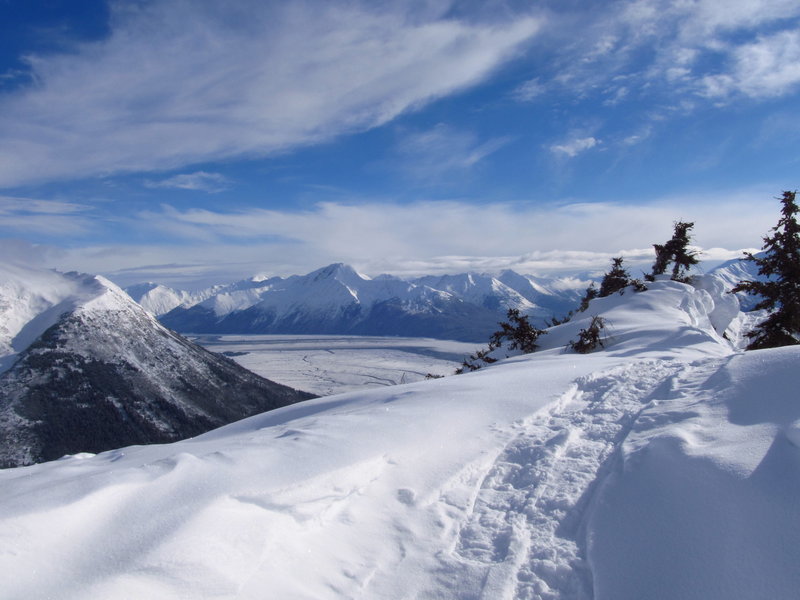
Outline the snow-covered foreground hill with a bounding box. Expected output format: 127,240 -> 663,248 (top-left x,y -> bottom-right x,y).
1,279 -> 798,599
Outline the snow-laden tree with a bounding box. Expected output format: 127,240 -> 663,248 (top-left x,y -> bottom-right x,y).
599,257 -> 630,297
578,283 -> 598,313
490,308 -> 546,354
569,315 -> 607,353
456,308 -> 546,373
648,221 -> 699,283
733,191 -> 800,350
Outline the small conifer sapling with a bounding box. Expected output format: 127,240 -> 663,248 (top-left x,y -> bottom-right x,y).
578,283 -> 599,312
569,316 -> 607,353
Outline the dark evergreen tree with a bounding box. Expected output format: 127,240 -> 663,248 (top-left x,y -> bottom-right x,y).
578,283 -> 599,312
546,311 -> 573,327
598,257 -> 631,297
455,308 -> 547,373
648,221 -> 699,282
569,316 -> 607,353
732,191 -> 800,350
490,308 -> 547,353
455,345 -> 499,373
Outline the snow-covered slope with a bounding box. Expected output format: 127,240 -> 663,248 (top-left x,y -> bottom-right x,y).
125,281 -> 220,316
150,263 -> 584,341
706,254 -> 764,310
0,264 -> 313,468
0,263 -> 100,373
2,273 -> 797,599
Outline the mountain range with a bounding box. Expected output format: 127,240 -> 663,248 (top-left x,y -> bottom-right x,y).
0,262 -> 313,468
128,263 -> 588,341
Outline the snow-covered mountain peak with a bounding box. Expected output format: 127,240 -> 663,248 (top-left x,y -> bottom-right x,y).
73,274 -> 159,322
308,262 -> 370,284
146,259 -> 754,343
0,265 -> 113,372
0,261 -> 314,468
124,281 -> 160,298
147,264 -> 589,340
127,281 -> 220,317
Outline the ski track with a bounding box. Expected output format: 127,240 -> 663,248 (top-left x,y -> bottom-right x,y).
442,357 -> 725,600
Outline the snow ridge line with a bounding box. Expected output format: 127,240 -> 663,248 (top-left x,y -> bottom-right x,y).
453,360 -> 686,600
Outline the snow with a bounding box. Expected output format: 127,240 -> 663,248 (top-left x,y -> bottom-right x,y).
0,263 -> 107,373
1,271 -> 799,599
131,262 -> 581,323
191,334 -> 477,395
588,348 -> 800,599
125,282 -> 219,316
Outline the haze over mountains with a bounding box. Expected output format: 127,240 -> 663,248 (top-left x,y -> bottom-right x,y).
128,263 -> 588,342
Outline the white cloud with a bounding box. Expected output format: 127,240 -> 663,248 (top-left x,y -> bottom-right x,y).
621,125 -> 653,146
511,77 -> 546,102
525,0 -> 800,108
145,171 -> 232,193
0,196 -> 93,235
0,239 -> 62,267
0,2 -> 541,187
40,186 -> 776,287
699,30 -> 800,99
550,137 -> 600,157
391,124 -> 512,181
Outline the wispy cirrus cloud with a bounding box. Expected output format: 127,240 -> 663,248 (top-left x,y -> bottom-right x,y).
510,77 -> 546,102
521,0 -> 800,106
550,137 -> 600,158
0,196 -> 93,235
0,1 -> 542,188
145,171 -> 232,193
390,124 -> 512,182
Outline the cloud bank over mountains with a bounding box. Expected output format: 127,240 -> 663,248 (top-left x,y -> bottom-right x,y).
35,191 -> 764,288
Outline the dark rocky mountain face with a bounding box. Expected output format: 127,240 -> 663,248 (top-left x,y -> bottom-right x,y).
0,278 -> 314,468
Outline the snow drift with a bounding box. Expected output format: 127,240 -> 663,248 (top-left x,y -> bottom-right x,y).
1,273 -> 797,599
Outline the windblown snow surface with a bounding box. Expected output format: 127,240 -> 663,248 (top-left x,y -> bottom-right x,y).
1,278 -> 799,599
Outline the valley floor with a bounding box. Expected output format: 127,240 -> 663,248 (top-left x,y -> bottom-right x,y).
192,334 -> 476,395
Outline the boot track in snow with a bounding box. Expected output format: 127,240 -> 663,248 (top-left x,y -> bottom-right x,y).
437,357 -> 729,599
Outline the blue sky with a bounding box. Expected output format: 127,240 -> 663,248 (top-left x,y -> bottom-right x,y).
1,0 -> 799,288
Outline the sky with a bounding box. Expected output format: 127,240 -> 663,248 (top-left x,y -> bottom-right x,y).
1,0 -> 799,289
